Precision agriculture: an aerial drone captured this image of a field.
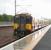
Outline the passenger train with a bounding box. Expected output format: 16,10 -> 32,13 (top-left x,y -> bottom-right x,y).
13,13 -> 48,38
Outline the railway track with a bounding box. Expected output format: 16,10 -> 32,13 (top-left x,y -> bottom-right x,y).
0,26 -> 17,48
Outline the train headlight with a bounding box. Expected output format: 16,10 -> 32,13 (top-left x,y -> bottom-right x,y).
14,23 -> 19,29
25,24 -> 32,30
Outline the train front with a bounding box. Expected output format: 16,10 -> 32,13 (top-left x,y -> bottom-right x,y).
13,13 -> 32,38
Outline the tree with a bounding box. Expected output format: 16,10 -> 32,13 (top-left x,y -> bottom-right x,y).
0,14 -> 13,22
0,15 -> 3,21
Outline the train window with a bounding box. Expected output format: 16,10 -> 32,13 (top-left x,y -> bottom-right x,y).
26,17 -> 32,23
15,17 -> 20,23
20,16 -> 26,24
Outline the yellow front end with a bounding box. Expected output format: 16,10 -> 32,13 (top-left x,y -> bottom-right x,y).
13,23 -> 19,30
25,24 -> 32,30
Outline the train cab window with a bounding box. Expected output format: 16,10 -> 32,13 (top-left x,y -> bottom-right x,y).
20,16 -> 26,24
26,16 -> 32,23
15,17 -> 20,23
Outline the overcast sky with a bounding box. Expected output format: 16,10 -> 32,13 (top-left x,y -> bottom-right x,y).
0,0 -> 51,19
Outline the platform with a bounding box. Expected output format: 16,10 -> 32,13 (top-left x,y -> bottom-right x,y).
33,26 -> 51,50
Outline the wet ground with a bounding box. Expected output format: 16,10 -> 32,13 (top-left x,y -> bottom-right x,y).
33,27 -> 51,50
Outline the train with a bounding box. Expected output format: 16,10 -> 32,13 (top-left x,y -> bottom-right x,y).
14,13 -> 32,38
13,13 -> 48,38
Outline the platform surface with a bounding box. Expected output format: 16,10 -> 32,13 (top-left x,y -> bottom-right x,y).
33,27 -> 51,50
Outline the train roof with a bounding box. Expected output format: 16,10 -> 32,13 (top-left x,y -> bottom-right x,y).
16,13 -> 32,17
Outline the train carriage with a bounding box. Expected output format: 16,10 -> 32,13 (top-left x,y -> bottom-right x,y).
14,13 -> 32,38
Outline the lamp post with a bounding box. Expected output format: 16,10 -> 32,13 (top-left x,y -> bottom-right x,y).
14,0 -> 16,22
15,0 -> 16,16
